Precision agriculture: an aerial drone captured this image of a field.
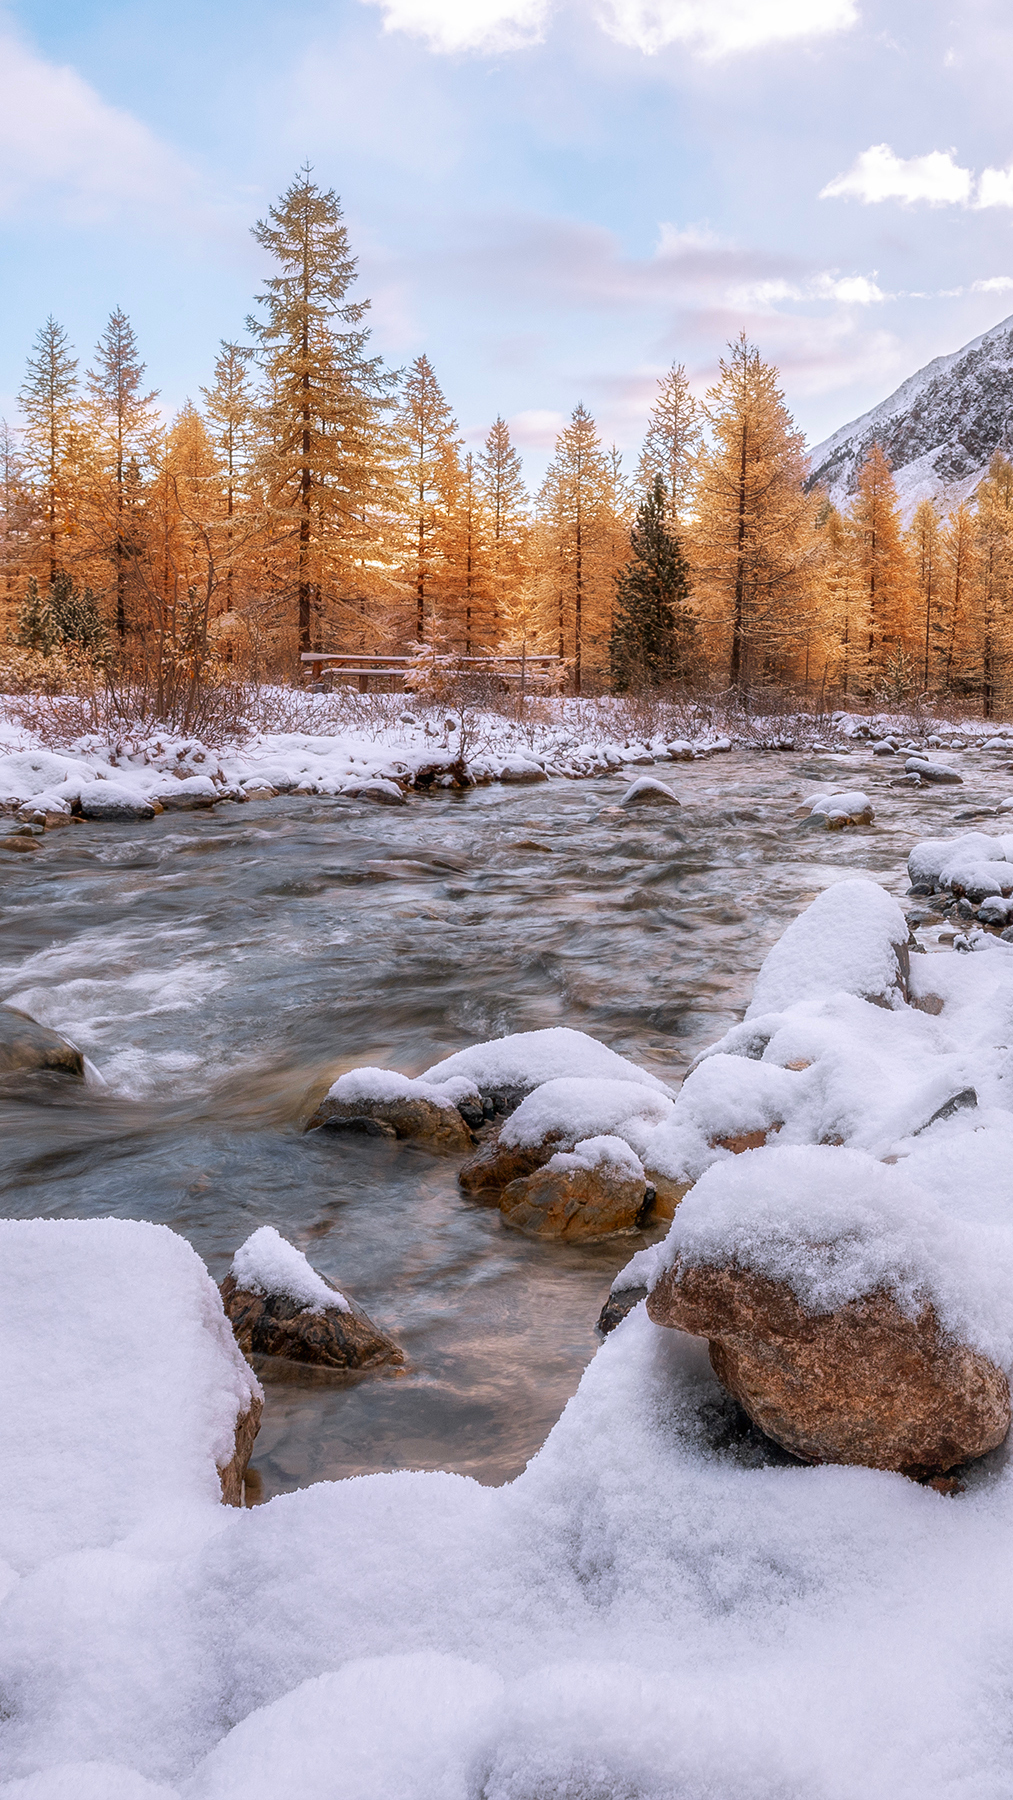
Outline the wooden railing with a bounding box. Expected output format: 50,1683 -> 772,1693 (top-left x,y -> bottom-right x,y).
300,652 -> 564,693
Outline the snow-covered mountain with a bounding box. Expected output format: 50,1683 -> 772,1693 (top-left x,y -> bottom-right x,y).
808,313 -> 1013,520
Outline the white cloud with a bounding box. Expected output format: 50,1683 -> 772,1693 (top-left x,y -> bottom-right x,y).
977,166 -> 1013,209
810,272 -> 886,304
973,276 -> 1013,293
820,144 -> 973,206
360,0 -> 857,56
597,0 -> 858,57
0,24 -> 195,219
359,0 -> 549,52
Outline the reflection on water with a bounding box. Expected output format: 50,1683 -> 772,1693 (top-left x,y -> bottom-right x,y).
0,749 -> 996,1497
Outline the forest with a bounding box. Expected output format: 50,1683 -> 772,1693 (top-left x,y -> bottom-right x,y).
3,167 -> 1013,717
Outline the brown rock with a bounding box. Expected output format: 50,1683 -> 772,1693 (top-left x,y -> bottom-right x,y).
647,1262 -> 1011,1475
500,1161 -> 652,1241
305,1093 -> 473,1151
0,1004 -> 84,1078
709,1123 -> 783,1155
0,835 -> 39,853
220,1271 -> 405,1371
643,1173 -> 693,1220
458,1123 -> 565,1194
217,1391 -> 264,1506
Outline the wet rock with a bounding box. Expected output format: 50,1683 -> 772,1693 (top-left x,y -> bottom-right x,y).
218,1391 -> 264,1505
643,1173 -> 694,1219
597,1284 -> 647,1334
500,1146 -> 652,1242
0,1004 -> 84,1078
647,1262 -> 1010,1474
709,1124 -> 782,1155
220,1272 -> 404,1371
619,776 -> 681,808
151,776 -> 219,811
306,1091 -> 473,1151
0,834 -> 39,853
241,784 -> 278,801
459,1123 -> 567,1194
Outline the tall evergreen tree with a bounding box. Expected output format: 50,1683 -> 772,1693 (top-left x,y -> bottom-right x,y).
477,415 -> 528,642
693,334 -> 820,691
536,403 -> 614,693
611,475 -> 694,689
201,341 -> 256,615
18,317 -> 79,584
636,362 -> 701,524
906,499 -> 943,691
850,443 -> 911,686
394,354 -> 462,641
86,308 -> 159,636
249,168 -> 395,654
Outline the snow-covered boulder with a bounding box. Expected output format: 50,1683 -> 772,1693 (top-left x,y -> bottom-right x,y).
803,789 -> 874,827
148,774 -> 219,811
0,1219 -> 262,1570
221,1228 -> 403,1371
619,776 -> 680,808
646,1145 -> 1011,1473
498,756 -> 547,784
500,1134 -> 651,1240
305,1067 -> 474,1150
78,783 -> 156,822
905,756 -> 963,784
746,879 -> 910,1017
458,1077 -> 675,1194
422,1027 -> 674,1111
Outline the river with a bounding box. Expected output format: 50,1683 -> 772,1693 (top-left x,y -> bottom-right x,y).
0,744 -> 997,1499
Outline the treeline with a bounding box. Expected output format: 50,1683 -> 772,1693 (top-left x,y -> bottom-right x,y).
3,166 -> 1013,712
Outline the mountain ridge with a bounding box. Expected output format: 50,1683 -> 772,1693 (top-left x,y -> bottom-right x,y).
808,313 -> 1013,520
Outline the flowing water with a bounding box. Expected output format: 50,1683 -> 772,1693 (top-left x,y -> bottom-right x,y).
0,747 -> 1000,1499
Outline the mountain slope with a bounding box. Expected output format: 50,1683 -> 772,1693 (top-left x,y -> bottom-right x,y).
809,314 -> 1013,519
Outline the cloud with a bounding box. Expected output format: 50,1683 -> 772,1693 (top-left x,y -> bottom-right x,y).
597,0 -> 858,57
360,0 -> 857,56
508,407 -> 568,447
0,22 -> 196,220
977,166 -> 1013,209
358,0 -> 549,52
820,144 -> 973,206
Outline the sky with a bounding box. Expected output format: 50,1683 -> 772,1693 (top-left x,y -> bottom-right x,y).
3,0 -> 1013,482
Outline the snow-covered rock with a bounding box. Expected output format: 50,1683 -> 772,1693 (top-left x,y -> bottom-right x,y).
746,878 -> 909,1017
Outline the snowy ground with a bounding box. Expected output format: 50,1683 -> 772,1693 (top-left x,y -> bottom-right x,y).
7,800 -> 1013,1796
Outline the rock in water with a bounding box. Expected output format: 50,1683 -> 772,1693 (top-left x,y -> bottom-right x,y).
500,1136 -> 653,1241
647,1262 -> 1010,1474
597,1285 -> 647,1334
305,1068 -> 474,1150
220,1230 -> 404,1372
459,1123 -> 565,1194
0,1004 -> 84,1078
619,776 -> 680,808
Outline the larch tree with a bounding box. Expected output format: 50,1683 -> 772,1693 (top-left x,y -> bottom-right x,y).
975,452 -> 1013,716
636,362 -> 701,523
477,416 -> 528,645
906,499 -> 942,692
394,354 -> 463,642
201,341 -> 256,617
18,317 -> 80,585
86,308 -> 160,636
536,403 -> 614,693
849,443 -> 912,690
0,421 -> 30,625
610,475 -> 695,689
692,334 -> 820,691
248,168 -> 395,656
939,503 -> 978,696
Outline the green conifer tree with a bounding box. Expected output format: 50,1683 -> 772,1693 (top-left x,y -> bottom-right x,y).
610,475 -> 695,690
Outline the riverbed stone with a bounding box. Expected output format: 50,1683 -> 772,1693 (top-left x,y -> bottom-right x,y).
78,786 -> 156,821
306,1091 -> 473,1151
620,776 -> 681,808
500,1161 -> 652,1241
218,1390 -> 264,1505
220,1271 -> 404,1371
597,1284 -> 648,1334
458,1123 -> 566,1194
0,834 -> 39,853
647,1261 -> 1011,1474
0,1004 -> 84,1079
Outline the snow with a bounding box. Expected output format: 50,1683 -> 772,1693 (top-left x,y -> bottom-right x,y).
804,788 -> 873,820
545,1134 -> 645,1178
746,878 -> 909,1017
497,1076 -> 675,1150
619,775 -> 680,806
230,1227 -> 349,1314
0,1219 -> 260,1574
422,1026 -> 675,1098
323,1067 -> 464,1112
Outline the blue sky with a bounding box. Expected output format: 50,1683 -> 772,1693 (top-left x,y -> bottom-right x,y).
3,0 -> 1013,481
